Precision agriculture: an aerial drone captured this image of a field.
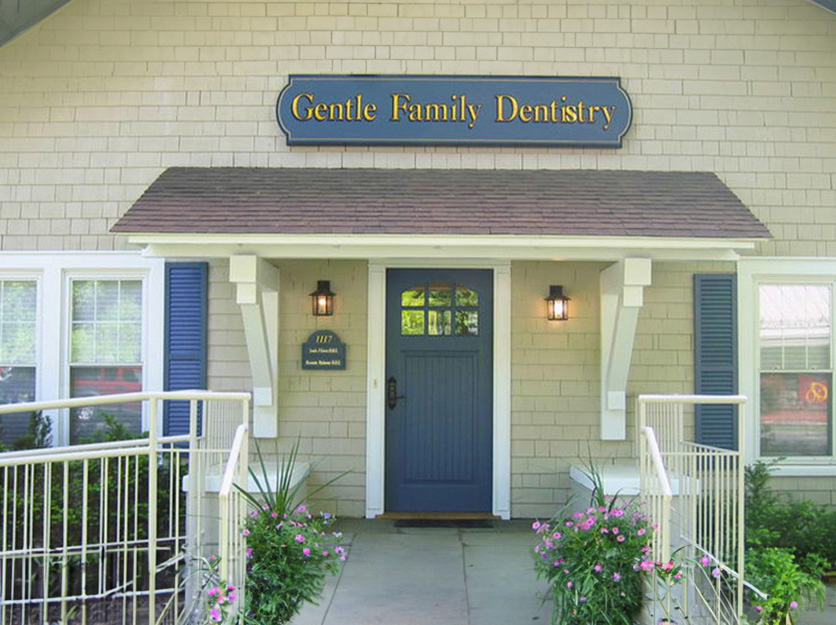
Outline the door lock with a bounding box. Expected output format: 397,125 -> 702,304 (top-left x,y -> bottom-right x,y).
387,376 -> 405,410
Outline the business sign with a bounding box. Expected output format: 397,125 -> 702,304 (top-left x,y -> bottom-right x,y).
276,75 -> 632,147
302,330 -> 346,370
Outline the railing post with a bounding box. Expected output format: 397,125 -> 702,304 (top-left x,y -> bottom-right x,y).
737,402 -> 746,621
147,397 -> 158,624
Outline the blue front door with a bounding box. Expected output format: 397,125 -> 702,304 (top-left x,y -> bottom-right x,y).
385,269 -> 493,512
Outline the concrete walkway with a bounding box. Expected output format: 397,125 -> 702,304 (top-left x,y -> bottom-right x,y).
293,519 -> 551,625
292,518 -> 836,625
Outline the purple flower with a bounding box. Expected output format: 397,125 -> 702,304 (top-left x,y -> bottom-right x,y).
296,505 -> 307,513
246,548 -> 253,559
712,568 -> 721,579
790,601 -> 798,609
613,572 -> 621,582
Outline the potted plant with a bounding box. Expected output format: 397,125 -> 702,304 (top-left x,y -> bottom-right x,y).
532,471 -> 654,625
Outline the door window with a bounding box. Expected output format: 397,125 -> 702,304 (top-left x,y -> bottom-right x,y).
401,282 -> 480,337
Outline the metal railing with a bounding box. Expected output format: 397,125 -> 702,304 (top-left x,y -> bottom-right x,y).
0,391 -> 250,625
638,394 -> 748,625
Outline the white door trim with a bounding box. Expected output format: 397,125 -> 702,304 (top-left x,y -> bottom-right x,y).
365,260 -> 512,519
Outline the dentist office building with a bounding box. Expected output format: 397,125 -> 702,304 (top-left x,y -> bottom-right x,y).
1,0 -> 835,519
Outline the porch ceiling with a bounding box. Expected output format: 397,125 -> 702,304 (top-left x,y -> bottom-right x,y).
113,167 -> 770,262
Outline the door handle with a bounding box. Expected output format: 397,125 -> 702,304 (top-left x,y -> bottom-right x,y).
387,376 -> 405,410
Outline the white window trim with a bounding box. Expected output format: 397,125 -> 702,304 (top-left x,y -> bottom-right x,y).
0,252 -> 165,446
365,260 -> 512,520
739,257 -> 836,473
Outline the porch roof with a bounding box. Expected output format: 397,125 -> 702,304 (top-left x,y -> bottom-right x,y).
113,167 -> 770,240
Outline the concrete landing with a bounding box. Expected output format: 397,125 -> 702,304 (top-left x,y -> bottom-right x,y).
292,519 -> 551,625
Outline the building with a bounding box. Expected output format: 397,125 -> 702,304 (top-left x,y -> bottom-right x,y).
1,0 -> 835,519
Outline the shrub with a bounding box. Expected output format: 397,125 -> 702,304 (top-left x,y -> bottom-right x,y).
533,478 -> 653,625
745,547 -> 825,624
238,441 -> 347,625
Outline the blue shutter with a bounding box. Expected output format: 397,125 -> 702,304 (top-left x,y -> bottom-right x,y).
164,262 -> 208,436
694,273 -> 738,450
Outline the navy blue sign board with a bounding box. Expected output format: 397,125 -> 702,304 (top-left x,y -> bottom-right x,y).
277,75 -> 632,147
302,330 -> 346,370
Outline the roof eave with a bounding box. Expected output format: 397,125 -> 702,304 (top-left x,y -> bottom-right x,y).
125,232 -> 764,263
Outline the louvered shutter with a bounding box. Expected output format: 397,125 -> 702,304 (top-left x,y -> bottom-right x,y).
694,273 -> 738,450
164,262 -> 208,436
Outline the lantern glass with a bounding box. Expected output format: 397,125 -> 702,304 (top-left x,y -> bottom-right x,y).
310,280 -> 335,316
546,285 -> 570,321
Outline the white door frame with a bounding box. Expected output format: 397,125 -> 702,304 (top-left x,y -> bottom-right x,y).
365,260 -> 511,519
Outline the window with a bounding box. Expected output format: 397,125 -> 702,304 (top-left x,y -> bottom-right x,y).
758,284 -> 832,457
400,282 -> 480,337
69,279 -> 143,443
0,280 -> 37,447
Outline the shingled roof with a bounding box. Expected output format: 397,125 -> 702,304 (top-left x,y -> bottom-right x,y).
112,168 -> 770,239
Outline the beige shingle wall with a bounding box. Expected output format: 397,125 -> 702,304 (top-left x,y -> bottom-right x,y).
1,0 -> 835,253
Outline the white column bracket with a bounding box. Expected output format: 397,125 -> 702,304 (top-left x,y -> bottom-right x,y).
600,258 -> 652,440
229,255 -> 280,438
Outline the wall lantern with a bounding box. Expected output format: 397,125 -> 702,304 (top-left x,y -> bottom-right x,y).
546,285 -> 570,321
310,280 -> 335,316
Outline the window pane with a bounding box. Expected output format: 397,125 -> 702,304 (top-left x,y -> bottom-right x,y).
455,285 -> 479,307
759,284 -> 831,371
456,311 -> 479,336
401,310 -> 424,336
0,281 -> 37,365
401,287 -> 425,307
428,310 -> 452,336
760,372 -> 831,457
0,366 -> 37,448
71,280 -> 142,364
428,283 -> 452,307
70,366 -> 142,443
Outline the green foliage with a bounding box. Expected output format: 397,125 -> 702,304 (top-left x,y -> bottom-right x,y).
745,459 -> 836,567
9,411 -> 51,450
533,470 -> 653,625
238,440 -> 347,625
745,548 -> 825,624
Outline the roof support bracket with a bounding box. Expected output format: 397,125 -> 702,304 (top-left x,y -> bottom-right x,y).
600,258 -> 652,440
229,255 -> 280,438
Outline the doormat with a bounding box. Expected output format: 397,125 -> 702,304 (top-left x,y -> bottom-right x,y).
394,519 -> 495,529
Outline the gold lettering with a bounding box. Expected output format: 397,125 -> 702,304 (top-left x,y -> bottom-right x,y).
313,102 -> 329,121
291,93 -> 314,121
562,105 -> 577,123
533,104 -> 550,122
328,102 -> 345,121
518,104 -> 533,123
601,106 -> 614,130
425,103 -> 448,122
391,93 -> 410,122
363,102 -> 377,121
465,101 -> 481,129
495,94 -> 518,122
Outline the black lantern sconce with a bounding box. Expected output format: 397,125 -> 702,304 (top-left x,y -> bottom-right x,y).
310,280 -> 335,316
545,285 -> 570,321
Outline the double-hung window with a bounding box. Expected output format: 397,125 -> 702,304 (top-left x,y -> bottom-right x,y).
0,280 -> 38,447
758,284 -> 832,457
740,259 -> 836,469
69,279 -> 144,443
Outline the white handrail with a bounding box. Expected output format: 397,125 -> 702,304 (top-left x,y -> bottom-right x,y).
0,390 -> 251,415
641,426 -> 674,498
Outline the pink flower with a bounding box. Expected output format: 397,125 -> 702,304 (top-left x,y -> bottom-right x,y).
612,509 -> 625,517
640,560 -> 655,571
242,529 -> 250,536
700,556 -> 711,566
532,521 -> 542,531
296,505 -> 307,513
565,521 -> 574,527
567,582 -> 573,588
712,568 -> 721,579
637,528 -> 646,536
322,551 -> 329,556
617,535 -> 625,542
553,532 -> 562,540
295,534 -> 306,543
600,528 -> 609,534
612,527 -> 619,535
756,606 -> 762,613
594,564 -> 603,572
208,587 -> 220,597
271,512 -> 279,518
210,608 -> 222,622
790,601 -> 798,609
580,596 -> 587,602
613,572 -> 621,582
303,547 -> 311,557
246,548 -> 253,559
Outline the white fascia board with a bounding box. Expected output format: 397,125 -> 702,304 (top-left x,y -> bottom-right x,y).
130,234 -> 756,262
